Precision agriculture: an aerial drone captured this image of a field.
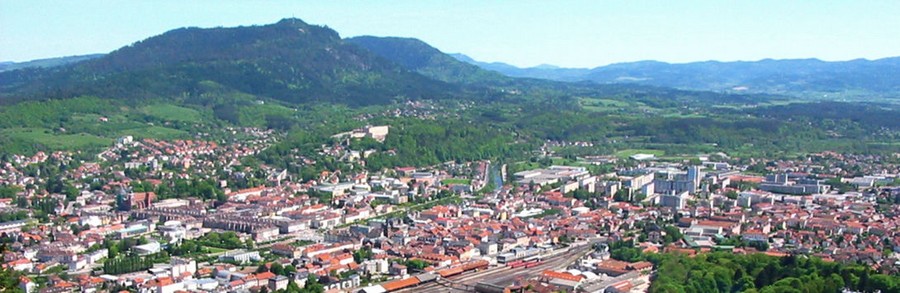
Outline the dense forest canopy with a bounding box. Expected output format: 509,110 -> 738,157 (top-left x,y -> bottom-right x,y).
649,252 -> 900,293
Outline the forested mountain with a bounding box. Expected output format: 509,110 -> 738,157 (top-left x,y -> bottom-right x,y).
0,19 -> 777,108
346,36 -> 506,84
453,54 -> 900,99
1,17 -> 897,158
0,18 -> 457,106
0,54 -> 104,72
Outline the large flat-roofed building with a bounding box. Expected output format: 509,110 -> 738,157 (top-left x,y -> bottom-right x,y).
758,174 -> 829,195
514,166 -> 590,187
218,250 -> 261,263
653,167 -> 704,195
619,172 -> 655,194
660,191 -> 689,209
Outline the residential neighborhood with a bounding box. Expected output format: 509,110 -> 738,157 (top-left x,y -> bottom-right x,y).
1,125 -> 898,293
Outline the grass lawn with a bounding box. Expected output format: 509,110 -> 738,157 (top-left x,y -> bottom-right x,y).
139,126 -> 190,139
2,128 -> 111,150
508,161 -> 542,175
441,178 -> 471,185
141,104 -> 203,122
615,148 -> 666,159
578,97 -> 636,112
205,247 -> 228,253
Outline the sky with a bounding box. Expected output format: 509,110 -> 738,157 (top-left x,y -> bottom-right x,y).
2,1 -> 900,68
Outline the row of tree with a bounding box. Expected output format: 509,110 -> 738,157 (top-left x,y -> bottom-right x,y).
103,252 -> 169,275
649,252 -> 900,293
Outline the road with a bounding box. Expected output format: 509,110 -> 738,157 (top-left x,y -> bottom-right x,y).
398,244 -> 594,293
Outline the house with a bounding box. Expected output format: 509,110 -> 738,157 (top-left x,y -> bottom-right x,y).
271,244 -> 304,259
170,257 -> 197,277
541,270 -> 584,292
145,277 -> 183,293
19,276 -> 36,293
254,272 -> 276,288
742,230 -> 768,243
4,259 -> 33,272
361,259 -> 390,275
389,263 -> 408,276
595,260 -> 630,276
270,275 -> 290,291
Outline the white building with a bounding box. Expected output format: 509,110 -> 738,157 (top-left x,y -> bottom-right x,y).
218,250 -> 261,264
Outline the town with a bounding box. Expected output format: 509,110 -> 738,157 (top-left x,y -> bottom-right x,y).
1,126 -> 899,293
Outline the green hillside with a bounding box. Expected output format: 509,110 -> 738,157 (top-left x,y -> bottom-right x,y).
347,36 -> 507,84
0,19 -> 457,106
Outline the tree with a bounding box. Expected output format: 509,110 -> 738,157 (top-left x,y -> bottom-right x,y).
407,259 -> 429,270
298,275 -> 324,293
724,190 -> 739,199
286,281 -> 302,293
613,189 -> 630,202
649,252 -> 898,293
353,247 -> 372,263
0,186 -> 22,199
0,268 -> 22,293
662,225 -> 683,244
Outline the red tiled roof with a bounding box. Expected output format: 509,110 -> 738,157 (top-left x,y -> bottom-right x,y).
255,272 -> 276,280
542,270 -> 583,282
381,277 -> 420,291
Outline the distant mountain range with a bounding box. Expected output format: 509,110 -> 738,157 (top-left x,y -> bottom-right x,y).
0,54 -> 104,72
2,17 -> 897,108
452,54 -> 900,98
3,19 -> 722,108
450,54 -> 592,81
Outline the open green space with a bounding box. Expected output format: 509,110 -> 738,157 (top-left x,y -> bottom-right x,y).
140,104 -> 204,122
1,128 -> 111,150
204,247 -> 228,253
119,126 -> 190,139
441,178 -> 471,185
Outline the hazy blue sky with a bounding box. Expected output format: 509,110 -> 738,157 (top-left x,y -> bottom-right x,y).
2,1 -> 899,67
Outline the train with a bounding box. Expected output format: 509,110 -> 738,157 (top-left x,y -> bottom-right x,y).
496,247 -> 545,263
507,260 -> 543,269
357,260 -> 490,293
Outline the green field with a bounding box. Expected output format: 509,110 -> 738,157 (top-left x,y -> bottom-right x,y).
141,104 -> 203,122
441,178 -> 471,185
2,128 -> 111,150
578,97 -> 638,112
118,126 -> 190,139
615,148 -> 666,159
237,103 -> 296,126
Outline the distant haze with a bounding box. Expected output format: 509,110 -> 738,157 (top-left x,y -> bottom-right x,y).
2,0 -> 900,67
